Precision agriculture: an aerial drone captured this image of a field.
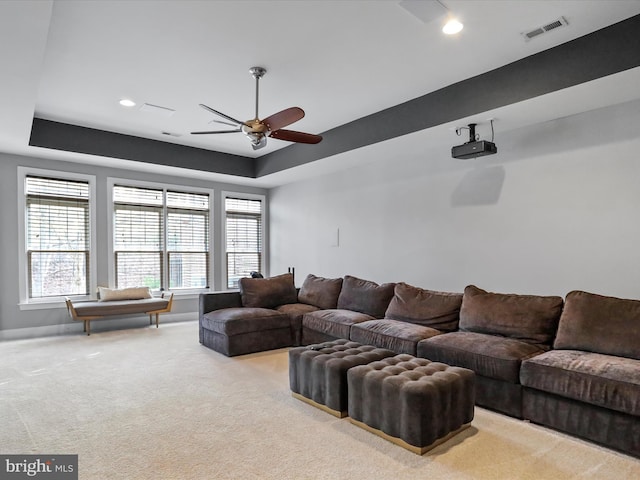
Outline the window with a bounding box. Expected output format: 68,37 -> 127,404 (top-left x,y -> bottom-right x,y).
19,171 -> 95,302
166,191 -> 210,289
225,196 -> 263,289
112,183 -> 210,291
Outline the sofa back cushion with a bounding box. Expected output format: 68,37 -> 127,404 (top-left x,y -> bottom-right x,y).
239,273 -> 297,309
298,274 -> 343,310
384,282 -> 462,332
554,290 -> 640,360
337,275 -> 395,318
460,285 -> 563,348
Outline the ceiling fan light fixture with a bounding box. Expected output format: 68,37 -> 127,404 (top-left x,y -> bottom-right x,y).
119,99 -> 136,107
443,17 -> 463,35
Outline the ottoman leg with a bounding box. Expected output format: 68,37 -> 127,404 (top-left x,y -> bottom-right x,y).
291,392 -> 347,418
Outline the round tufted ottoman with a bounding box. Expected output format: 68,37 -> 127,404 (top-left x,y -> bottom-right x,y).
289,339 -> 395,417
347,354 -> 475,454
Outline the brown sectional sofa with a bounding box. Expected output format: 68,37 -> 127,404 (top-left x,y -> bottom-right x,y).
199,273 -> 640,458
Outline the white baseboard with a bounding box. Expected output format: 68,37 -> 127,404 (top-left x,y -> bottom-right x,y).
0,312 -> 197,342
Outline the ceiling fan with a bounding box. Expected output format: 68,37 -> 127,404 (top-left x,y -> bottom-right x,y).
191,66 -> 323,151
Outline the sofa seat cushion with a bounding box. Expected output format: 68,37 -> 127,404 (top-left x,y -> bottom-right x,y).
201,307 -> 290,336
521,350 -> 640,417
74,298 -> 169,316
302,309 -> 375,340
417,331 -> 545,383
276,303 -> 320,344
460,285 -> 563,349
384,282 -> 462,332
350,319 -> 441,355
554,290 -> 640,360
276,303 -> 320,322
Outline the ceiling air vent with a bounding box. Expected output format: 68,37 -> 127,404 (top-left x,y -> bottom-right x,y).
522,16 -> 568,41
140,103 -> 175,117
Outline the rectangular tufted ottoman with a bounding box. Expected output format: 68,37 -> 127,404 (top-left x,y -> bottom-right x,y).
347,354 -> 475,454
289,339 -> 395,417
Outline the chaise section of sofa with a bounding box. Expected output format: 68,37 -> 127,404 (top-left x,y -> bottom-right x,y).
417,285 -> 563,418
350,282 -> 462,355
199,273 -> 348,356
520,290 -> 640,457
199,273 -> 313,356
301,275 -> 394,345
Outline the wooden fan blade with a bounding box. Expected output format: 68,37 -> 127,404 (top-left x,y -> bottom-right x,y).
199,104 -> 245,126
262,107 -> 305,132
270,129 -> 322,144
191,129 -> 242,135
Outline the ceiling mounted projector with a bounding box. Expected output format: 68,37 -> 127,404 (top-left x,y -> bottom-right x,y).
452,123 -> 497,159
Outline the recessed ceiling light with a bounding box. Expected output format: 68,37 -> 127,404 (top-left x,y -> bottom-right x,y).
119,99 -> 136,107
443,18 -> 463,35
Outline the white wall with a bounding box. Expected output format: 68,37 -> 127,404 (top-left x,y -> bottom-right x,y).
269,99 -> 640,299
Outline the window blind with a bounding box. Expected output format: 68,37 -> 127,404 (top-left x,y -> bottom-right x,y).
225,197 -> 262,288
26,176 -> 90,298
113,201 -> 163,289
113,185 -> 210,290
167,191 -> 210,289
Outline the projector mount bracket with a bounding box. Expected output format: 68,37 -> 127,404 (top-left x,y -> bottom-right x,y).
455,123 -> 479,143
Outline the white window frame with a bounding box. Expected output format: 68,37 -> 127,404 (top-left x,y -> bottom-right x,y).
107,177 -> 214,296
221,191 -> 267,290
17,167 -> 97,309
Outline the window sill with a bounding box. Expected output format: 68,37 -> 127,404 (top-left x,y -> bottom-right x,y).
18,291 -> 204,311
18,300 -> 69,311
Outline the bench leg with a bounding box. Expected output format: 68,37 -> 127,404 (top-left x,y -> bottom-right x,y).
86,320 -> 91,336
156,313 -> 159,328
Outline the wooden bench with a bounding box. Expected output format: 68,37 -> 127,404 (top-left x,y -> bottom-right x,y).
65,293 -> 174,335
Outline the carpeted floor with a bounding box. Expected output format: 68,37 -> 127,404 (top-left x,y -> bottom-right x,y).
1,321 -> 638,479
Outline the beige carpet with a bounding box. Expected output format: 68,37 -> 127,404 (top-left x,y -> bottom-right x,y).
1,321 -> 638,479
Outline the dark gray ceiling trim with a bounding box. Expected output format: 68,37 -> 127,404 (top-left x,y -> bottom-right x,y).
28,14 -> 640,180
256,13 -> 640,177
29,118 -> 255,178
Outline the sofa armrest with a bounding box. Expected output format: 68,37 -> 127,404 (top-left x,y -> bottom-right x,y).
199,291 -> 243,319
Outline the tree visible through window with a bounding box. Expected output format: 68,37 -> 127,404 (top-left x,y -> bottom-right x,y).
225,197 -> 262,289
26,176 -> 90,298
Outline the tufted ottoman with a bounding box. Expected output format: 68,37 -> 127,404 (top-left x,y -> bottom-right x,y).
347,354 -> 475,454
289,339 -> 395,417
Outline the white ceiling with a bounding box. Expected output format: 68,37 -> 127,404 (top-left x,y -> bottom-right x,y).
2,0 -> 640,187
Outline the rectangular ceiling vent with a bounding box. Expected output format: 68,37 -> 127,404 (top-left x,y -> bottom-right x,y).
161,131 -> 182,137
140,103 -> 175,117
522,16 -> 568,41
